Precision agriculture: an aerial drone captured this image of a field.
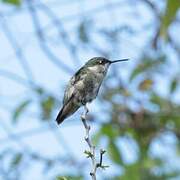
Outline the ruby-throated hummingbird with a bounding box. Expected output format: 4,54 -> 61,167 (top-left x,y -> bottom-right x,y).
56,57 -> 128,125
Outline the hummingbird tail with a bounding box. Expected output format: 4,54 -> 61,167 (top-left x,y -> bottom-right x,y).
56,100 -> 80,125
56,107 -> 66,125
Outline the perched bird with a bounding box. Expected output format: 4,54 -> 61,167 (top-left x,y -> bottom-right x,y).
56,57 -> 128,125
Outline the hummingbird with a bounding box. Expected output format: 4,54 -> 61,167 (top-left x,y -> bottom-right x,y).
56,57 -> 128,125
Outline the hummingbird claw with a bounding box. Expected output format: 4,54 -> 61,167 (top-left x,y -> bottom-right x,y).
81,114 -> 86,120
87,125 -> 90,130
85,136 -> 88,141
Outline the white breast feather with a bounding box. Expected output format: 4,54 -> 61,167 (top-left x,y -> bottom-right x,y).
88,65 -> 100,73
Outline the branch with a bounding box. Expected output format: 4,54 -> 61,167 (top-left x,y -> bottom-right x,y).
26,0 -> 74,74
140,0 -> 160,19
38,2 -> 80,66
81,106 -> 108,180
0,13 -> 35,86
0,69 -> 32,88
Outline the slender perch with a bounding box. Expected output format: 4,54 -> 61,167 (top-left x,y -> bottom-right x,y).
81,105 -> 107,180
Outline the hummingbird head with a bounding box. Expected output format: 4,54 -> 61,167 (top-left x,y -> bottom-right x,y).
85,57 -> 129,73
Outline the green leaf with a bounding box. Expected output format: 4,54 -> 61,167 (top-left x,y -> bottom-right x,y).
84,150 -> 93,158
41,96 -> 55,120
78,20 -> 92,43
92,131 -> 102,145
101,124 -> 119,139
150,93 -> 170,110
56,177 -> 68,180
56,176 -> 83,180
2,0 -> 21,6
129,57 -> 165,81
107,140 -> 123,165
79,22 -> 88,43
35,87 -> 44,95
170,77 -> 179,94
138,79 -> 153,91
120,163 -> 140,180
11,153 -> 22,168
13,99 -> 31,123
160,0 -> 180,40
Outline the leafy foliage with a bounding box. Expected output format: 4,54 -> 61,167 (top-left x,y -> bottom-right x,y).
129,56 -> 166,81
160,0 -> 180,39
56,176 -> 83,180
170,76 -> 179,94
108,140 -> 123,165
93,53 -> 180,178
78,20 -> 90,43
10,153 -> 23,168
2,0 -> 21,6
40,95 -> 56,120
12,99 -> 31,123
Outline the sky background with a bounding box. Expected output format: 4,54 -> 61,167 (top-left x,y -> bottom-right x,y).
0,0 -> 180,179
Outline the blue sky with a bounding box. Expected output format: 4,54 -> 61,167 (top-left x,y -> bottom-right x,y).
0,0 -> 180,179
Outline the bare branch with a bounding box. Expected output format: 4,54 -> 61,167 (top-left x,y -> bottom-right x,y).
0,13 -> 35,86
81,105 -> 108,180
26,0 -> 74,74
38,2 -> 80,66
139,0 -> 160,19
0,69 -> 32,88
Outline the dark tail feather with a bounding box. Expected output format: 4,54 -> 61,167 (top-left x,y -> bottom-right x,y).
56,99 -> 80,125
56,107 -> 66,125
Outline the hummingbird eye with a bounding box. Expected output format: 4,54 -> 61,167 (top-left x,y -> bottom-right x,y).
99,60 -> 103,64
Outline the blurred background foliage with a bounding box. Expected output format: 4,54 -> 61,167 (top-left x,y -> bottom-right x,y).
0,0 -> 180,180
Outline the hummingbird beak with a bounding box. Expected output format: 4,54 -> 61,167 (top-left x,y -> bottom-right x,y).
110,59 -> 129,64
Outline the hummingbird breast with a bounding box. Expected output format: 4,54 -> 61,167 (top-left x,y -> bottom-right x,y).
64,64 -> 108,107
78,65 -> 108,103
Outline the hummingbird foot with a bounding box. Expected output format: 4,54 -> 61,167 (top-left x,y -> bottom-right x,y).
81,103 -> 89,120
84,104 -> 89,114
81,114 -> 86,120
81,105 -> 92,148
81,116 -> 91,141
85,126 -> 91,141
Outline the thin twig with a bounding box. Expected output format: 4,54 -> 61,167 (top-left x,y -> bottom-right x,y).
0,13 -> 35,86
38,2 -> 80,66
97,149 -> 106,168
0,69 -> 32,87
81,105 -> 108,180
26,0 -> 73,74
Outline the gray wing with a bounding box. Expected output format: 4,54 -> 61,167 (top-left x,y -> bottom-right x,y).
63,77 -> 75,105
63,67 -> 87,105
